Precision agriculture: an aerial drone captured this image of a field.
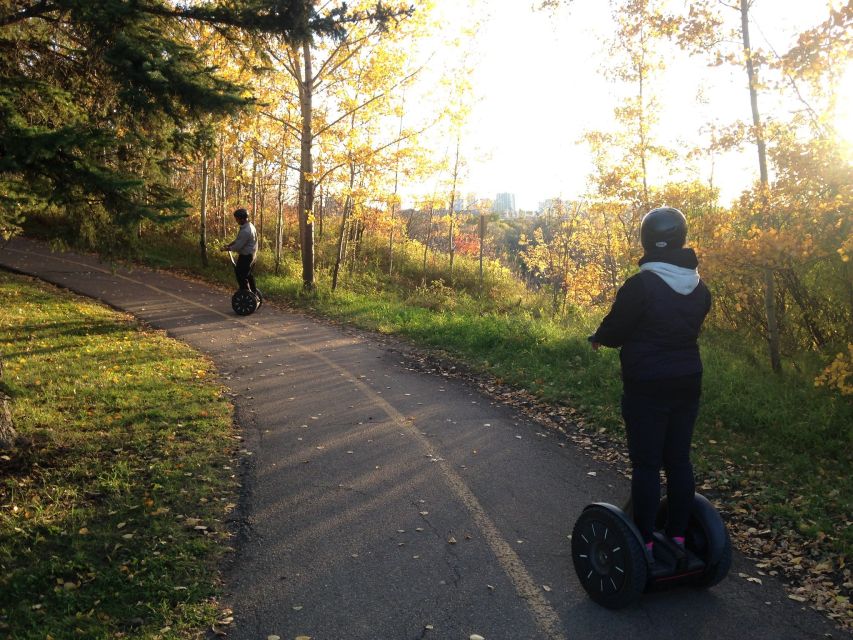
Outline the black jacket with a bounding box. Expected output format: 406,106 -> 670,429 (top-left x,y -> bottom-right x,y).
592,249 -> 711,382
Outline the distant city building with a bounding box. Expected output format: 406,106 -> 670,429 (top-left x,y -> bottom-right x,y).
493,192 -> 516,216
538,198 -> 561,214
451,192 -> 477,213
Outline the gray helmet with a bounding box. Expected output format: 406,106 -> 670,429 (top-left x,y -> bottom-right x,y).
640,207 -> 687,252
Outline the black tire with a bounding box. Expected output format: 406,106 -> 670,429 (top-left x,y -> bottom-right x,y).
693,530 -> 732,588
655,493 -> 732,588
231,289 -> 259,316
571,505 -> 648,609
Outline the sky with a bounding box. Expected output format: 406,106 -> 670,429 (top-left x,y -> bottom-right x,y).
431,0 -> 847,211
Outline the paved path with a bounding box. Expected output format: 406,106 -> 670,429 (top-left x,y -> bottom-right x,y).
1,238 -> 843,640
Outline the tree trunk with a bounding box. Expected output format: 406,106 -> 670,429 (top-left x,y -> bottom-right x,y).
423,203 -> 434,277
0,357 -> 16,449
258,173 -> 266,251
332,165 -> 357,291
478,212 -> 485,290
199,157 -> 209,267
251,149 -> 260,250
297,42 -> 316,290
389,110 -> 404,277
315,186 -> 322,239
219,145 -> 227,239
348,217 -> 361,276
638,61 -> 650,211
0,392 -> 15,450
448,139 -> 460,281
332,194 -> 353,291
741,0 -> 782,373
275,154 -> 286,275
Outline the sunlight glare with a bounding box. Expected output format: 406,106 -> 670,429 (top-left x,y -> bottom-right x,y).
835,62 -> 853,161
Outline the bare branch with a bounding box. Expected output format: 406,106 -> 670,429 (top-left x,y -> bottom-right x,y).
0,0 -> 53,27
312,31 -> 378,89
259,111 -> 302,137
313,62 -> 427,138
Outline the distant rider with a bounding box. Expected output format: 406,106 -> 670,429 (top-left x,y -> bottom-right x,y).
588,207 -> 711,560
222,208 -> 262,303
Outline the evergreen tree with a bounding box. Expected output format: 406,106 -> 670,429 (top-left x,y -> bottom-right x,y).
0,0 -> 399,250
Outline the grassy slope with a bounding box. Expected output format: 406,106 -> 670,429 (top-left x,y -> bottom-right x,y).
0,272 -> 236,639
142,234 -> 852,562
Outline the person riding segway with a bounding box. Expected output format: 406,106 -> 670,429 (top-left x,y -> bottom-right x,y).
572,207 -> 730,608
222,208 -> 263,316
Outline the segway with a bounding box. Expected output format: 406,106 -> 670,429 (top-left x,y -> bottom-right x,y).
571,492 -> 732,609
228,251 -> 260,316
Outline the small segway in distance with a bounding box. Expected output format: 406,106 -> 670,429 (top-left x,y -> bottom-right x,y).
228,251 -> 260,316
571,492 -> 732,609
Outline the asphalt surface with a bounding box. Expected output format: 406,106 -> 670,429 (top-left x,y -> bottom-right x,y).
1,237 -> 844,640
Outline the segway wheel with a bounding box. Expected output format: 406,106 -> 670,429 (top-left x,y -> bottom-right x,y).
572,505 -> 648,609
655,493 -> 732,588
231,289 -> 259,316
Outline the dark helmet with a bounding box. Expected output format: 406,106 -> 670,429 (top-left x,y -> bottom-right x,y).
640,207 -> 687,252
233,208 -> 249,221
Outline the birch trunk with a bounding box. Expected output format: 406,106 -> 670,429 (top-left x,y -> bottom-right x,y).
199,157 -> 209,267
741,0 -> 782,373
297,42 -> 316,289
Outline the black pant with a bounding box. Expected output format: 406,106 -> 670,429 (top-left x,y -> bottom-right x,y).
234,254 -> 257,293
621,374 -> 701,543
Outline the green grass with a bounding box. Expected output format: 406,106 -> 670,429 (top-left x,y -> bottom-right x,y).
0,272 -> 236,639
137,231 -> 852,561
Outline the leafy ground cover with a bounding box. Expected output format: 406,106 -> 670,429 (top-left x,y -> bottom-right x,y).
0,272 -> 238,639
138,233 -> 852,629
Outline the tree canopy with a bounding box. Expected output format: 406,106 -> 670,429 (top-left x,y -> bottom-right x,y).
0,0 -> 400,247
